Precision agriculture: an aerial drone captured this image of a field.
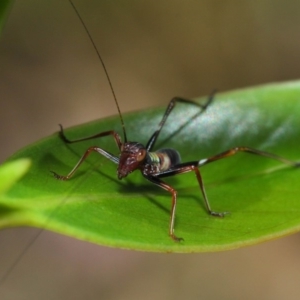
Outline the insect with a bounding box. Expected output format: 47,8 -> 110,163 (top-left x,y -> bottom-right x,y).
51,1 -> 300,242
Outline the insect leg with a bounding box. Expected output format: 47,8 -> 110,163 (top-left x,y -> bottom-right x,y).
197,147 -> 300,168
144,175 -> 183,242
59,124 -> 123,150
52,128 -> 122,179
156,146 -> 299,219
51,146 -> 119,180
146,91 -> 216,151
157,163 -> 228,218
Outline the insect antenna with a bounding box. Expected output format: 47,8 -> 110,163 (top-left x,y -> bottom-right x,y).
68,0 -> 128,143
0,1 -> 126,286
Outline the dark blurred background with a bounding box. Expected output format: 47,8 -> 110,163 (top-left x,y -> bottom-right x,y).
1,0 -> 300,299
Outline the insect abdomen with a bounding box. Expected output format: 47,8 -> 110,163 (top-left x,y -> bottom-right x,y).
147,149 -> 181,172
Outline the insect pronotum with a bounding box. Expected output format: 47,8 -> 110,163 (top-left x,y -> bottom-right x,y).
49,0 -> 300,242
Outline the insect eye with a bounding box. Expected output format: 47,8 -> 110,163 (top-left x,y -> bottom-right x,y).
136,149 -> 146,162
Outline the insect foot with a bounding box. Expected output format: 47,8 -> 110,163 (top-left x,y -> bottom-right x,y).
210,211 -> 230,218
170,234 -> 184,242
50,171 -> 68,181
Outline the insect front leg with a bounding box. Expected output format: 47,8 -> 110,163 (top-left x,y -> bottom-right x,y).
58,125 -> 123,150
52,128 -> 122,180
51,146 -> 119,180
146,90 -> 216,151
143,175 -> 183,242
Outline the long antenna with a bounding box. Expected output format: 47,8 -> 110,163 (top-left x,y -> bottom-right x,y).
0,2 -> 128,286
68,0 -> 128,142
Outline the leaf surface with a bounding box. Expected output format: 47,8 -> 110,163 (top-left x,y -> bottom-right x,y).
1,81 -> 300,252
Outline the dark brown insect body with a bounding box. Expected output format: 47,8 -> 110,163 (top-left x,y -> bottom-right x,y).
118,143 -> 180,179
52,0 -> 300,242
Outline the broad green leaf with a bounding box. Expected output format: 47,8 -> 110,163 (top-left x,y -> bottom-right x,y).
0,158 -> 31,194
1,81 -> 300,252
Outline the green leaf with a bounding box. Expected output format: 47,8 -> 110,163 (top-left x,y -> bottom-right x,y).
0,0 -> 13,33
0,158 -> 31,194
1,81 -> 300,252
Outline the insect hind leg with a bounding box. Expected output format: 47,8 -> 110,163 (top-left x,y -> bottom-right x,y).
198,147 -> 300,168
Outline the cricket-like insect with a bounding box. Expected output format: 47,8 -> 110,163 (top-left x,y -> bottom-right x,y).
52,0 -> 300,242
